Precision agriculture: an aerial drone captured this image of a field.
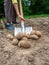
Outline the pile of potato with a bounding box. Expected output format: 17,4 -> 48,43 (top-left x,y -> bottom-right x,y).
6,30 -> 42,49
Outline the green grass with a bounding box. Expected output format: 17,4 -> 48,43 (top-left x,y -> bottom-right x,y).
0,17 -> 5,20
24,14 -> 49,18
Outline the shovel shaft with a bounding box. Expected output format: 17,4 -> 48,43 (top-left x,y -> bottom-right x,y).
19,0 -> 23,17
19,0 -> 25,33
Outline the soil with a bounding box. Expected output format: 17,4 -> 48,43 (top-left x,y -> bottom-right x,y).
0,17 -> 49,65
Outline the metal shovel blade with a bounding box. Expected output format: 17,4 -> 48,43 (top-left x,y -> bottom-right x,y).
14,26 -> 32,36
25,26 -> 32,34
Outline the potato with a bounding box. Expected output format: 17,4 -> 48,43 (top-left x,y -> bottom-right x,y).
6,34 -> 13,40
22,37 -> 28,40
30,30 -> 36,35
35,31 -> 42,37
29,35 -> 39,40
15,32 -> 24,40
18,40 -> 31,48
15,32 -> 29,40
12,38 -> 18,45
26,34 -> 30,38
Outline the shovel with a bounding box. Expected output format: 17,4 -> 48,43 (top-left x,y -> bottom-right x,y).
14,0 -> 32,36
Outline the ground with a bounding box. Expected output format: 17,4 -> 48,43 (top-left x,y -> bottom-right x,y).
0,17 -> 49,65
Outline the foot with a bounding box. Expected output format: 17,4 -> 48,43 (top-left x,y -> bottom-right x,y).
5,23 -> 14,30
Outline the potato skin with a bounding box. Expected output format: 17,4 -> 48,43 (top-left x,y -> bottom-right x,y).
22,37 -> 28,40
15,32 -> 23,40
30,30 -> 42,38
18,40 -> 31,48
7,34 -> 13,40
29,35 -> 39,40
35,31 -> 42,37
30,30 -> 36,35
15,32 -> 30,40
12,38 -> 18,45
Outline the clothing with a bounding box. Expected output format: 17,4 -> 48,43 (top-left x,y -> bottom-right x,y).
4,0 -> 17,23
12,0 -> 18,4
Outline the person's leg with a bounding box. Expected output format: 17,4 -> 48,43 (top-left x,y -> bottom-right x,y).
4,0 -> 17,30
4,0 -> 16,23
11,2 -> 19,24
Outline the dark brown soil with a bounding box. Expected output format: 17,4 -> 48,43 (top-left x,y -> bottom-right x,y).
0,17 -> 49,65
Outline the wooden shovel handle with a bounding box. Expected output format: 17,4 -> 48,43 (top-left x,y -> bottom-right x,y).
19,0 -> 23,17
19,0 -> 25,33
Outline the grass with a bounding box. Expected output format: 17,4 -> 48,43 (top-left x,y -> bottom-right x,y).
0,17 -> 5,20
24,14 -> 49,18
0,14 -> 49,20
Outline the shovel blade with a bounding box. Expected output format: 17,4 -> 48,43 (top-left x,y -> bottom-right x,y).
25,27 -> 32,34
14,27 -> 22,36
14,26 -> 32,36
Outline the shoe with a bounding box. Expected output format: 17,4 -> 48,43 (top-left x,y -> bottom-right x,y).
5,23 -> 14,30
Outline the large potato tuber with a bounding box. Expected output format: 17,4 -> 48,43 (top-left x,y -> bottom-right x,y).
18,40 -> 31,48
15,32 -> 29,40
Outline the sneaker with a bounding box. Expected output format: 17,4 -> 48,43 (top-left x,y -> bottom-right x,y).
5,23 -> 14,30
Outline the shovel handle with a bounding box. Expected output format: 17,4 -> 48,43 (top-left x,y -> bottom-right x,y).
19,0 -> 23,17
19,0 -> 25,33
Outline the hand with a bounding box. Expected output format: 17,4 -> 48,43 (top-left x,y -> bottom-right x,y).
18,15 -> 25,22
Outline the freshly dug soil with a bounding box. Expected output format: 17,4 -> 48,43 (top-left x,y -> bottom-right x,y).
0,17 -> 49,65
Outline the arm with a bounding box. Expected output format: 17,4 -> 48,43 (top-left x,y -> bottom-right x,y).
12,0 -> 25,22
13,3 -> 20,16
